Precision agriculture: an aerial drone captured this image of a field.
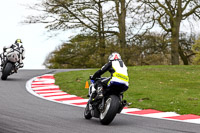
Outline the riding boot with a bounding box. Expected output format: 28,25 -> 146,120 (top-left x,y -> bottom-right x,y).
14,68 -> 18,73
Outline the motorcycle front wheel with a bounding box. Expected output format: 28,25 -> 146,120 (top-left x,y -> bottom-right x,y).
99,95 -> 120,125
84,102 -> 92,119
1,62 -> 13,80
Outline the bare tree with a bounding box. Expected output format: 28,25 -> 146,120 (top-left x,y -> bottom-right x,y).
25,0 -> 135,64
134,0 -> 200,65
26,0 -> 119,65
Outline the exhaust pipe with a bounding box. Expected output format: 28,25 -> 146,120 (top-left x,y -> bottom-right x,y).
118,100 -> 127,113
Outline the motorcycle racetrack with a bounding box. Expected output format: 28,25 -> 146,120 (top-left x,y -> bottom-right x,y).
0,69 -> 200,133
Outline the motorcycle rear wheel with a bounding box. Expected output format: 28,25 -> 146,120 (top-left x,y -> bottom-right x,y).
99,95 -> 120,125
1,62 -> 12,80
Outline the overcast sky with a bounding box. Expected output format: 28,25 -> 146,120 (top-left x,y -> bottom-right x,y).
0,0 -> 76,69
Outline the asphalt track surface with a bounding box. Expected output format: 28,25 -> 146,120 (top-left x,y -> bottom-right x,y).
0,69 -> 199,133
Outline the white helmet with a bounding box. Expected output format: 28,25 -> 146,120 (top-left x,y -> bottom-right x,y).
108,52 -> 121,61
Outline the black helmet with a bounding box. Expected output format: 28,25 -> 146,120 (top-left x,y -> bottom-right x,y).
15,39 -> 22,44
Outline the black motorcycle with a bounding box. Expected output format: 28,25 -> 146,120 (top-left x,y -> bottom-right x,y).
84,77 -> 128,125
0,48 -> 20,80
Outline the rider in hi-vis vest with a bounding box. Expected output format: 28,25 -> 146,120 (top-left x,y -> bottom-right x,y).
108,60 -> 129,87
91,52 -> 129,98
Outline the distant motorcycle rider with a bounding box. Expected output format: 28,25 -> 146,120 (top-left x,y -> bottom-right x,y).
90,52 -> 129,99
0,39 -> 25,70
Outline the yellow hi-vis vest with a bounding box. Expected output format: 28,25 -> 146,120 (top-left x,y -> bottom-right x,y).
108,61 -> 129,86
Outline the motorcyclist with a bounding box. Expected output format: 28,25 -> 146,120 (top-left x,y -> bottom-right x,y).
90,52 -> 129,99
0,39 -> 25,71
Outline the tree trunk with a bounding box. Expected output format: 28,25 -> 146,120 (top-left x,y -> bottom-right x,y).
170,0 -> 183,65
98,0 -> 106,66
178,45 -> 189,65
171,30 -> 180,65
116,0 -> 127,62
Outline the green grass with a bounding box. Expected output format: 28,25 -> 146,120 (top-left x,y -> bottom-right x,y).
54,65 -> 200,115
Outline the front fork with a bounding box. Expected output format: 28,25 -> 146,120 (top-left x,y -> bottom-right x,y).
98,97 -> 105,111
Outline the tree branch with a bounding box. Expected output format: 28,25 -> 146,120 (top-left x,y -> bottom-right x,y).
183,5 -> 200,18
55,0 -> 99,32
155,0 -> 173,19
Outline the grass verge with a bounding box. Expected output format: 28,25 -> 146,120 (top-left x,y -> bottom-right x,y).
54,65 -> 200,115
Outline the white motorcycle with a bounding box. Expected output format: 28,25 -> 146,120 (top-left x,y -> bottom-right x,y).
0,48 -> 20,80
